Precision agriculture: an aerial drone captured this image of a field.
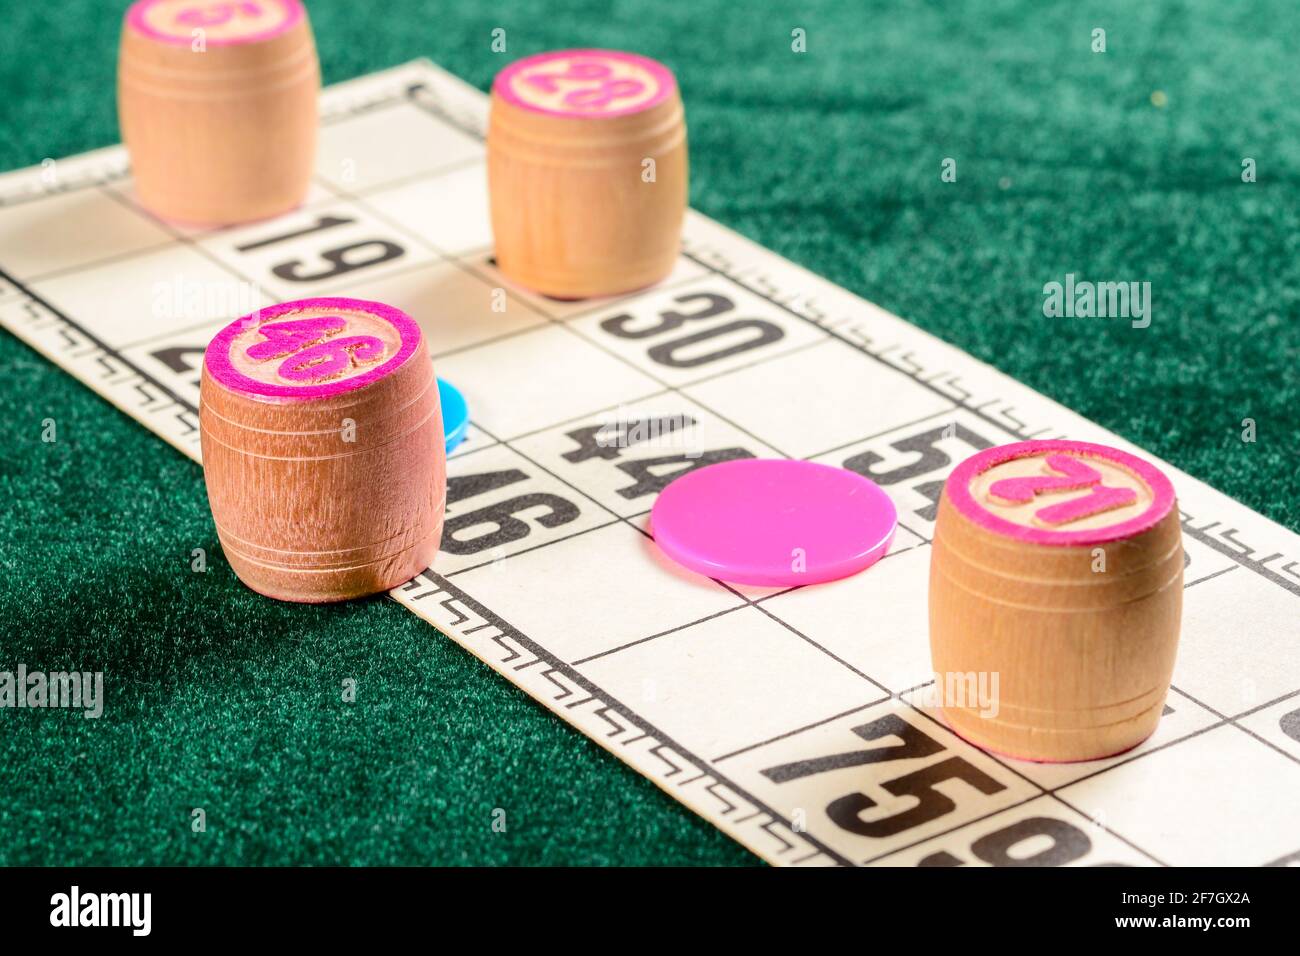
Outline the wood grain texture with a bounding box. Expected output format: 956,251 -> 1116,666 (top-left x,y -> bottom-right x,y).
199,298 -> 445,603
117,0 -> 319,225
487,50 -> 687,299
928,441 -> 1184,762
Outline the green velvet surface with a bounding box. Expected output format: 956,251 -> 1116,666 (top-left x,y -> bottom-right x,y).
1,1 -> 1296,865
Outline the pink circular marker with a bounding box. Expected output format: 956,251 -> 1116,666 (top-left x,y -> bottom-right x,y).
650,460 -> 898,586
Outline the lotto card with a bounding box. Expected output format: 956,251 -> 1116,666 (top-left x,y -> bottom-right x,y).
2,60 -> 1298,868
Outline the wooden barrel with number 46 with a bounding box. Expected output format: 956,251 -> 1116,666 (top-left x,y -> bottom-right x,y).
200,297 -> 445,603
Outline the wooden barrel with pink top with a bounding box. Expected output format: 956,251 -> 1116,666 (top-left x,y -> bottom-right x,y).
929,440 -> 1184,762
199,297 -> 445,603
118,0 -> 319,225
488,49 -> 688,299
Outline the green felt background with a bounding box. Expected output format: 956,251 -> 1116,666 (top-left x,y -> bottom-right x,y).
1,0 -> 1297,865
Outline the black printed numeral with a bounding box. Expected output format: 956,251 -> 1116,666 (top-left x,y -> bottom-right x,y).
1280,706 -> 1300,744
236,214 -> 406,284
843,424 -> 992,486
760,713 -> 1006,839
150,345 -> 207,388
561,415 -> 754,500
843,423 -> 994,521
600,292 -> 784,368
918,817 -> 1098,867
441,468 -> 579,555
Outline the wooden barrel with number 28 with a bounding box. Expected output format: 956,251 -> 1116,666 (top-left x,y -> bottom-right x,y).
488,49 -> 688,299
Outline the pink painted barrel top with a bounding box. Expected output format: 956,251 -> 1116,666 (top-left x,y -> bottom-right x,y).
204,297 -> 422,402
946,440 -> 1177,546
126,0 -> 304,46
493,49 -> 677,119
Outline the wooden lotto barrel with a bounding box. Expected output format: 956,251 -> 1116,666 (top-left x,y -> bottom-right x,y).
118,0 -> 319,225
199,297 -> 446,603
487,49 -> 688,299
928,440 -> 1184,762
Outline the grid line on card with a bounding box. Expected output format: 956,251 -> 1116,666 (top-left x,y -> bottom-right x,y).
807,408 -> 958,461
894,520 -> 933,545
1131,679 -> 1300,772
95,184 -> 294,346
434,247 -> 707,324
1040,792 -> 1172,867
471,388 -> 672,445
0,151 -> 131,210
348,156 -> 485,203
394,568 -> 852,866
1233,687 -> 1300,722
568,604 -> 752,665
711,701 -> 889,763
443,517 -> 626,578
1043,725 -> 1231,795
23,235 -> 177,286
747,601 -> 893,695
1219,713 -> 1300,769
1184,564 -> 1239,589
535,322 -> 800,455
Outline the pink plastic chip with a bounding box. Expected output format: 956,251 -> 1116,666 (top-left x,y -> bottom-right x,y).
649,459 -> 898,586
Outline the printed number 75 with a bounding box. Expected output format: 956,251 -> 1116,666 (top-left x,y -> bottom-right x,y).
760,714 -> 1005,838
